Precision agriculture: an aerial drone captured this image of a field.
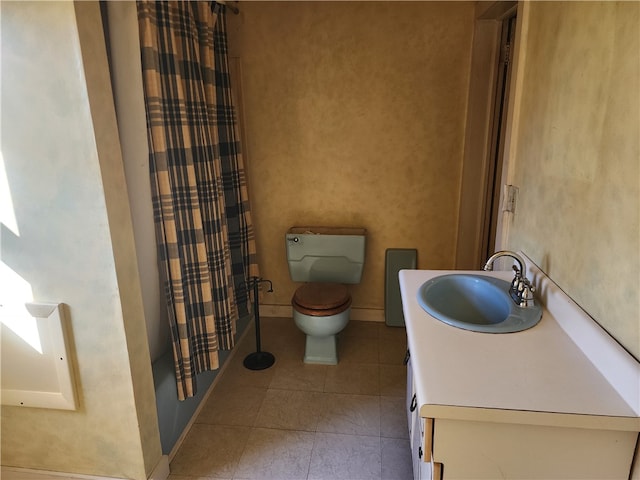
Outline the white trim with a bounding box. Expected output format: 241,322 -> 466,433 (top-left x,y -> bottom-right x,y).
495,1 -> 530,251
2,302 -> 77,411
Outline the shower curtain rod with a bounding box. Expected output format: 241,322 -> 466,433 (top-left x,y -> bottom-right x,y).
215,0 -> 240,15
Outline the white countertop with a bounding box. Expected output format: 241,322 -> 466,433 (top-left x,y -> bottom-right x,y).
400,268 -> 640,431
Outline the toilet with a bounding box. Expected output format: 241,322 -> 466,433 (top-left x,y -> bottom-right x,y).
286,226 -> 367,364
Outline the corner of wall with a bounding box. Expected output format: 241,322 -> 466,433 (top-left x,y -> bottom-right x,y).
74,1 -> 162,477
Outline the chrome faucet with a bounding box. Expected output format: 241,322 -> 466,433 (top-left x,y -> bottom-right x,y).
483,251 -> 526,279
483,251 -> 535,308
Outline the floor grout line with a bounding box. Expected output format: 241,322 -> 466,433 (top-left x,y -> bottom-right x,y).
169,320 -> 412,480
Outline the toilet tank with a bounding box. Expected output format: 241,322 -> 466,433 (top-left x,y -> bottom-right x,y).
286,226 -> 367,284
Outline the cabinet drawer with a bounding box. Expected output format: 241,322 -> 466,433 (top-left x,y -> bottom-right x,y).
406,353 -> 414,435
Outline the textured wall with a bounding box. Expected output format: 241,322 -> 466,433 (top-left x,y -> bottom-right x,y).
105,1 -> 169,363
228,1 -> 475,315
1,2 -> 160,478
507,2 -> 640,359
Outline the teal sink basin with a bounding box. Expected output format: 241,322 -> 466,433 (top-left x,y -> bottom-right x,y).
417,274 -> 542,333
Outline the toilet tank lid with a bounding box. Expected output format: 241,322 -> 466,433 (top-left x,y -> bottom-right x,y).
288,226 -> 367,236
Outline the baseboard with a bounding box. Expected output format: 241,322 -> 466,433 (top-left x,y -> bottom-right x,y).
148,455 -> 169,480
1,466 -> 124,480
350,307 -> 385,322
258,304 -> 292,318
260,304 -> 385,323
2,456 -> 169,480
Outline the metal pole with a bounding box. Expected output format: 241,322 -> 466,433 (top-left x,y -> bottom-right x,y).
253,277 -> 262,352
243,277 -> 275,370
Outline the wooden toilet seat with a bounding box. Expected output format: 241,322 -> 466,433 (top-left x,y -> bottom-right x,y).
292,282 -> 352,317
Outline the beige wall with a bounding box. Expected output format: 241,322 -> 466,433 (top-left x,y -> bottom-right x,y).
228,1 -> 476,315
1,2 -> 161,478
505,2 -> 640,360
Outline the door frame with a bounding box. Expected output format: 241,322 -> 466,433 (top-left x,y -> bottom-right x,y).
454,1 -> 524,269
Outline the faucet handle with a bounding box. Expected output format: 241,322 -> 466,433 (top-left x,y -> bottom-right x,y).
520,282 -> 536,307
510,266 -> 523,292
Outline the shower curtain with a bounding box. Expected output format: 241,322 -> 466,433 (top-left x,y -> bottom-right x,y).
137,0 -> 258,400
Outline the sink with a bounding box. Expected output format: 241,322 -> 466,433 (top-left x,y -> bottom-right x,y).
417,274 -> 543,333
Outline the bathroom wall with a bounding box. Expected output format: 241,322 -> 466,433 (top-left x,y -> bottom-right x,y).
1,2 -> 162,478
227,1 -> 475,318
505,2 -> 639,360
103,0 -> 169,364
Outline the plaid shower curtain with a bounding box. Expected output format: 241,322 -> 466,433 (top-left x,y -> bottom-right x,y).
137,1 -> 259,400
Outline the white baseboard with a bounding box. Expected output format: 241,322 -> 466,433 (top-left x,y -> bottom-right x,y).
260,304 -> 385,323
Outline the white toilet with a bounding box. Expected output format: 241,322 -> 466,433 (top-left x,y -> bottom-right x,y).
286,226 -> 367,364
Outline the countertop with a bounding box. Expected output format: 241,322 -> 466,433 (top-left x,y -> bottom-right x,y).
400,268 -> 640,431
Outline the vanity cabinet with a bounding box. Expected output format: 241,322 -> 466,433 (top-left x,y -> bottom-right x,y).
401,265 -> 640,480
406,346 -> 637,480
406,352 -> 441,480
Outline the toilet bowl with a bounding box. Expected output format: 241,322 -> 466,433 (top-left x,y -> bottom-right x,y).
292,283 -> 351,364
286,226 -> 366,365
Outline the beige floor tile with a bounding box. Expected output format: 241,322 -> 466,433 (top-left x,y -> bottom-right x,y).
234,427 -> 315,480
170,424 -> 250,478
338,335 -> 379,364
196,383 -> 266,426
168,476 -> 228,480
260,319 -> 302,340
260,316 -> 299,331
379,364 -> 406,397
263,322 -> 303,340
254,389 -> 324,431
378,324 -> 407,341
268,338 -> 307,363
381,437 -> 413,480
234,326 -> 260,352
308,432 -> 381,480
378,333 -> 408,365
324,363 -> 380,395
380,396 -> 409,439
341,320 -> 380,338
169,320 -> 413,480
257,320 -> 307,362
316,393 -> 380,437
215,356 -> 275,389
269,360 -> 328,392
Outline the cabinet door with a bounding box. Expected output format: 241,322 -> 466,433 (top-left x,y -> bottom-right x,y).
406,351 -> 414,435
411,408 -> 422,480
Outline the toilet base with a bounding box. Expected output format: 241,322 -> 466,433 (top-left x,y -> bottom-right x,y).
303,334 -> 339,365
293,306 -> 350,365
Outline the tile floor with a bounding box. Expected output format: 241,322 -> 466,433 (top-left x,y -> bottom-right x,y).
168,317 -> 412,480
